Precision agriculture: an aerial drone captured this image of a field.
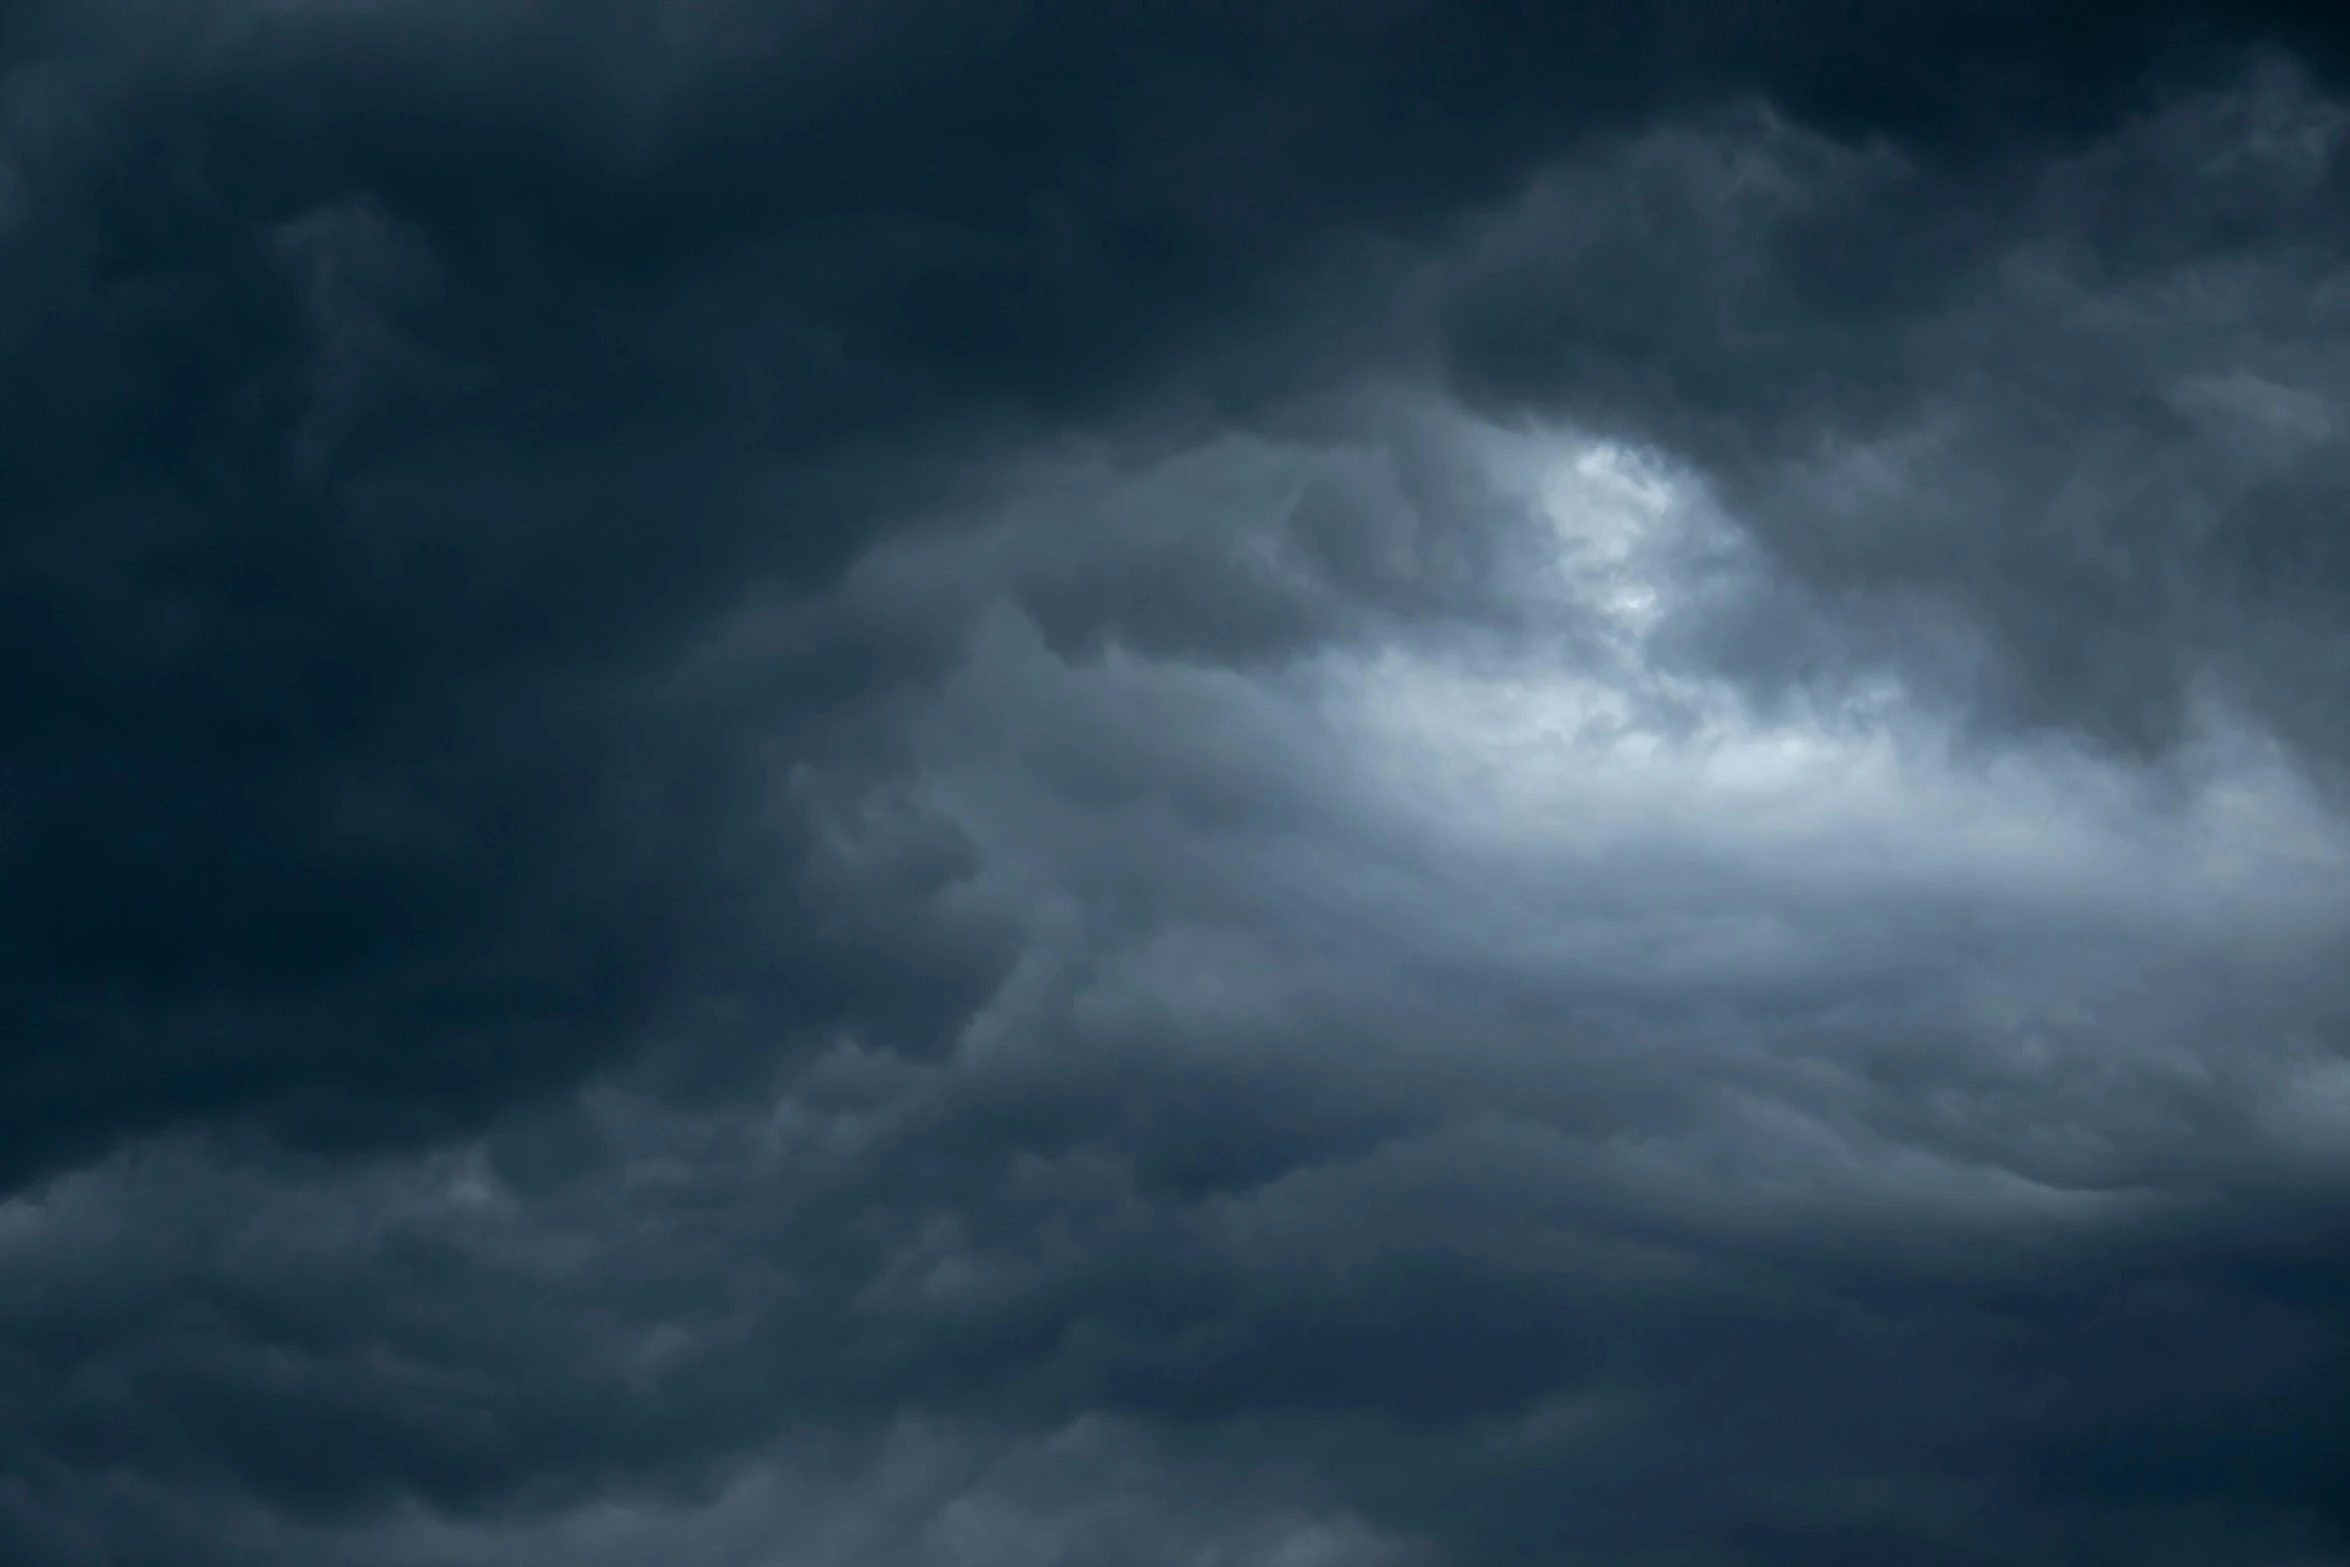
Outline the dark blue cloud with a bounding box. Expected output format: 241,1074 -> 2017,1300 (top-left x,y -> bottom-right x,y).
3,5 -> 2349,1565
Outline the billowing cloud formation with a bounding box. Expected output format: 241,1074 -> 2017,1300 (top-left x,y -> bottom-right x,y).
4,4 -> 2349,1565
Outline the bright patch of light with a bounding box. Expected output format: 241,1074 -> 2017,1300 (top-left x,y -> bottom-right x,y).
1469,422 -> 1692,638
1324,424 -> 2350,937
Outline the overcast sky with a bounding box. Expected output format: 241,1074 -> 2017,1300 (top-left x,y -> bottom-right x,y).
4,4 -> 2350,1564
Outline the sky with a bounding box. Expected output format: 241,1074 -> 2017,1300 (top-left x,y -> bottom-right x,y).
4,3 -> 2350,1563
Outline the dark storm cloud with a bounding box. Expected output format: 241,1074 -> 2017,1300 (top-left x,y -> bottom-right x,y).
16,467 -> 2350,1564
1438,58 -> 2350,769
7,3 -> 2350,1566
7,0 -> 2349,1176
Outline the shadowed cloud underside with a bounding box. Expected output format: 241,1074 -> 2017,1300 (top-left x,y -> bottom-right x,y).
3,4 -> 2349,1565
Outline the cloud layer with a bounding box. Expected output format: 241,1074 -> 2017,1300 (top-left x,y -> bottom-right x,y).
5,4 -> 2349,1564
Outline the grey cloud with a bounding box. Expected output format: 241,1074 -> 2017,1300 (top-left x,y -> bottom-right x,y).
26,444 -> 2350,1553
7,4 -> 2350,1565
7,0 -> 2347,1183
1439,62 -> 2350,770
